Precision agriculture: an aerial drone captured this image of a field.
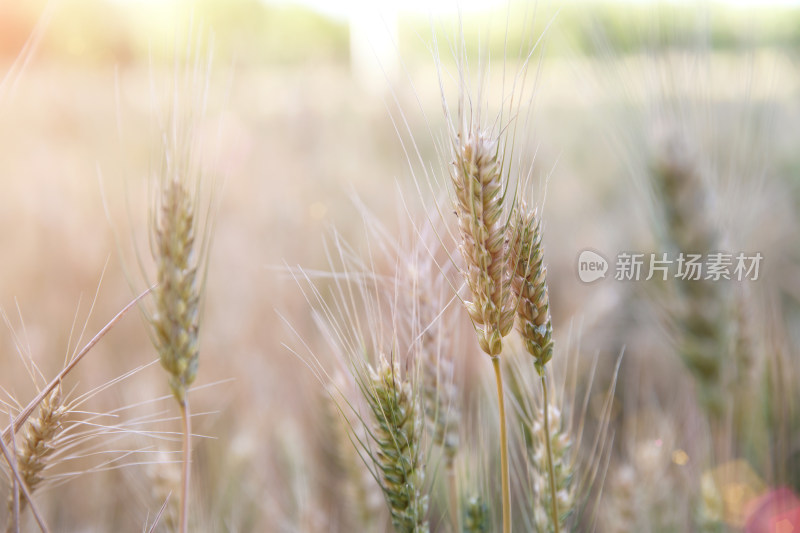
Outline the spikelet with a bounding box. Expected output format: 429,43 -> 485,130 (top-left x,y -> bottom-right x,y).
5,386 -> 66,527
531,404 -> 574,532
366,356 -> 428,533
510,206 -> 553,375
450,129 -> 515,356
462,494 -> 490,533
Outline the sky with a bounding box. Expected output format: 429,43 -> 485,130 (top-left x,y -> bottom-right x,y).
266,0 -> 800,19
108,0 -> 800,18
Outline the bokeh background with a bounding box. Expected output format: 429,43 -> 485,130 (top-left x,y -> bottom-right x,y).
1,0 -> 799,530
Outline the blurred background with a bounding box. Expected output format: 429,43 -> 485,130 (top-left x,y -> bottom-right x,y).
0,0 -> 799,530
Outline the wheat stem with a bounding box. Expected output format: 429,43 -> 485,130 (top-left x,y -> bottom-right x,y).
541,375 -> 560,533
491,356 -> 511,533
448,466 -> 459,532
179,400 -> 191,533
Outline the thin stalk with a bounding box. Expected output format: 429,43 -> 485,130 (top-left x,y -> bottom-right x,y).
492,357 -> 511,533
179,400 -> 191,533
447,465 -> 459,532
541,374 -> 560,533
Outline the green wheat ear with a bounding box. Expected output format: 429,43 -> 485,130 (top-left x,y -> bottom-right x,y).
366,356 -> 429,533
462,494 -> 490,533
510,205 -> 553,375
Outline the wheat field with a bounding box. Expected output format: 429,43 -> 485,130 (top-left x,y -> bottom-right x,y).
0,1 -> 798,531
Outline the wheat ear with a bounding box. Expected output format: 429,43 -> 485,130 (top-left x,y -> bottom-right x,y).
531,404 -> 573,533
510,205 -> 561,532
3,387 -> 64,533
650,129 -> 734,441
462,494 -> 490,533
451,129 -> 516,357
323,380 -> 381,529
366,356 -> 428,533
510,206 -> 553,375
151,173 -> 202,533
450,125 -> 516,533
152,177 -> 201,406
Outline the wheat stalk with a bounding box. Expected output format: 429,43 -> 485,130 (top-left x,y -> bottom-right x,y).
150,176 -> 201,533
145,32 -> 216,533
509,203 -> 562,532
449,118 -> 517,533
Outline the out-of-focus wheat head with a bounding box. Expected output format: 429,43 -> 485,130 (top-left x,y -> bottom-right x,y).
401,238 -> 460,466
531,403 -> 573,531
506,340 -> 620,532
462,494 -> 489,533
322,376 -> 382,530
147,46 -> 214,407
151,175 -> 202,404
146,450 -> 181,531
650,126 -> 733,422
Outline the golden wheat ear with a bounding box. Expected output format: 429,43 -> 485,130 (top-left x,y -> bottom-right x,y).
450,128 -> 516,357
